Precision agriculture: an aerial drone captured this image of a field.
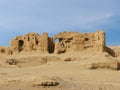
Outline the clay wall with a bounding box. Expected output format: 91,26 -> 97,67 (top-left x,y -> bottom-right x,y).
0,30 -> 107,55
10,32 -> 49,54
53,30 -> 106,54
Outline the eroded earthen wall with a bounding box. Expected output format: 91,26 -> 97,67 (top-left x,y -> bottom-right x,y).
10,32 -> 49,54
53,30 -> 106,54
107,46 -> 120,58
0,30 -> 107,55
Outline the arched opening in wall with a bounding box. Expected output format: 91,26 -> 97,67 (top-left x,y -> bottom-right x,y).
18,40 -> 24,52
54,39 -> 59,43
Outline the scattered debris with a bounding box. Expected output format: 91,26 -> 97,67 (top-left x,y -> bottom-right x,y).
32,80 -> 60,87
6,59 -> 19,65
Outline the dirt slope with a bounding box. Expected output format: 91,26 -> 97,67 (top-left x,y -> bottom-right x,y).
0,51 -> 120,90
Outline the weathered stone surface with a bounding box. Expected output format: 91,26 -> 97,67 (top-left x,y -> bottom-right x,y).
107,46 -> 120,58
0,30 -> 107,55
85,60 -> 120,70
0,46 -> 6,54
0,46 -> 12,55
10,32 -> 50,54
53,30 -> 106,54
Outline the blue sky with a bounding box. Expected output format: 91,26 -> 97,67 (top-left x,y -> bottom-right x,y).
0,0 -> 120,46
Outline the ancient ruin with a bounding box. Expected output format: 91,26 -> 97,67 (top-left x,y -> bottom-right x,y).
10,32 -> 53,54
0,30 -> 107,55
1,30 -> 119,57
53,30 -> 106,54
107,46 -> 120,58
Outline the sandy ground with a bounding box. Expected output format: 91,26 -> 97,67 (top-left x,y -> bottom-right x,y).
0,52 -> 120,90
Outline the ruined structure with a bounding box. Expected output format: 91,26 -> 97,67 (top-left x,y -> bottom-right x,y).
0,30 -> 106,55
0,46 -> 12,55
107,46 -> 120,58
53,30 -> 106,54
10,32 -> 54,54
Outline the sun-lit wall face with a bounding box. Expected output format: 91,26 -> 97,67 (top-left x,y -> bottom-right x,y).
10,32 -> 49,54
53,30 -> 106,54
0,30 -> 106,55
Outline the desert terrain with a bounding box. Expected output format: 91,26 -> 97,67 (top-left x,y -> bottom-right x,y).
1,0 -> 120,89
0,31 -> 120,90
0,51 -> 120,90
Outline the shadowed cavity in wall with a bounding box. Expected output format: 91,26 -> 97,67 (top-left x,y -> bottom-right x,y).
48,37 -> 55,53
106,47 -> 116,57
18,40 -> 24,52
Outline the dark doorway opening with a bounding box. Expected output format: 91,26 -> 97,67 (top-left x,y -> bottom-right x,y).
19,40 -> 24,52
48,38 -> 55,53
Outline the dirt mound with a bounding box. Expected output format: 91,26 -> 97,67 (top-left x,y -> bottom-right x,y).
85,60 -> 120,70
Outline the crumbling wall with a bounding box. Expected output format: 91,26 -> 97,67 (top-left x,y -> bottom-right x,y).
93,30 -> 106,52
0,30 -> 107,55
107,46 -> 120,58
10,32 -> 49,54
53,30 -> 106,54
0,46 -> 12,55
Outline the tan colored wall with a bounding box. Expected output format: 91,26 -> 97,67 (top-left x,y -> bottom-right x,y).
53,30 -> 106,54
107,46 -> 120,58
10,32 -> 49,54
0,30 -> 107,55
0,46 -> 12,55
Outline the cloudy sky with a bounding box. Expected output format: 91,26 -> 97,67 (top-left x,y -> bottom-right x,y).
0,0 -> 120,46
